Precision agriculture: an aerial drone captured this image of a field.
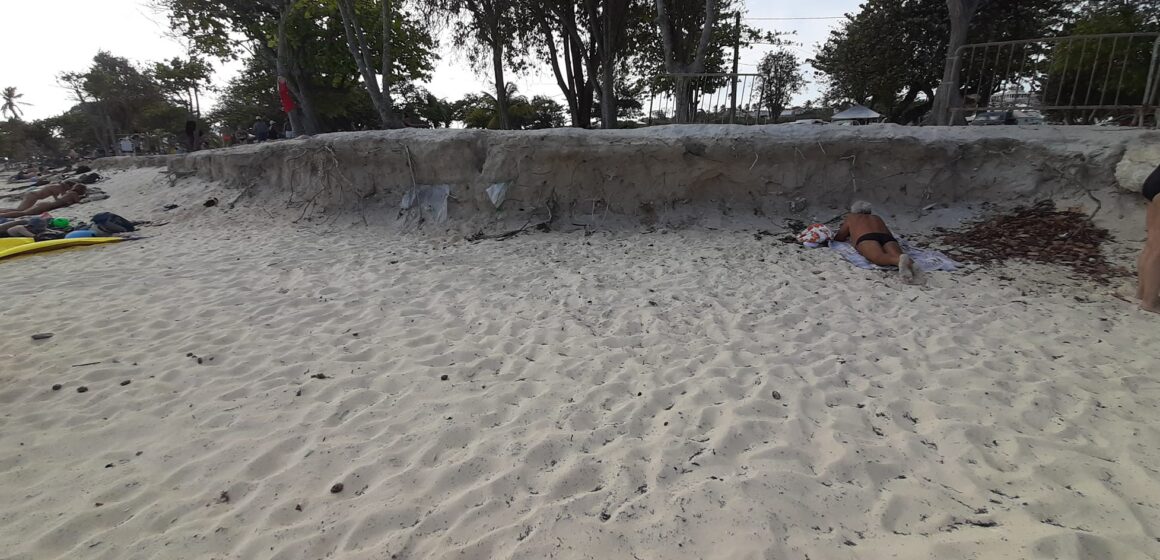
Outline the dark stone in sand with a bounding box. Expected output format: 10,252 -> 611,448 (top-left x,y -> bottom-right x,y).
120,380 -> 131,386
310,373 -> 328,379
218,491 -> 230,503
771,391 -> 782,400
31,333 -> 54,341
330,483 -> 344,494
95,503 -> 104,507
440,374 -> 449,381
105,463 -> 113,468
294,504 -> 302,511
77,386 -> 89,393
52,384 -> 62,391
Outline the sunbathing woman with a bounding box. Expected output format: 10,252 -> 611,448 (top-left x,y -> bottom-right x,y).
0,187 -> 86,219
0,182 -> 84,212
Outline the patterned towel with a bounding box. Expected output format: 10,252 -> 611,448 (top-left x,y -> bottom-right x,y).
829,238 -> 959,272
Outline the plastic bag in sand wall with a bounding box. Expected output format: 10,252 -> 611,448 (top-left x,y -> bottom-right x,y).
486,182 -> 509,208
401,184 -> 450,223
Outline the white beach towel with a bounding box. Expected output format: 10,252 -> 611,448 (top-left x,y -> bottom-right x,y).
829,238 -> 959,272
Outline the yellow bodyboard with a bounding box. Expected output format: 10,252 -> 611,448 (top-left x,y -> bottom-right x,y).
0,238 -> 35,250
0,237 -> 124,260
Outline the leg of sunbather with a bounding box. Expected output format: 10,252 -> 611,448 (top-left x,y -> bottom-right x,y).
0,198 -> 74,219
0,219 -> 33,237
1140,200 -> 1160,314
855,239 -> 901,267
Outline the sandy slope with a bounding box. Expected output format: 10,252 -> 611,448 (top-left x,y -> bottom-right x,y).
1,168 -> 1159,559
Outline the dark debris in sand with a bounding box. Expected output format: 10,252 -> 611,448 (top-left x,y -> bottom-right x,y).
937,200 -> 1128,284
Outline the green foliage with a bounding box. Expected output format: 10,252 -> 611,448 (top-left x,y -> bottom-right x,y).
1045,1 -> 1160,118
158,0 -> 438,132
455,85 -> 566,129
592,81 -> 647,124
755,50 -> 805,119
811,0 -> 1068,122
50,52 -> 190,152
630,0 -> 781,96
0,119 -> 61,160
397,84 -> 457,127
2,87 -> 30,121
153,56 -> 215,115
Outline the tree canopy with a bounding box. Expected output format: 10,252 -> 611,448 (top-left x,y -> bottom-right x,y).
812,0 -> 1070,123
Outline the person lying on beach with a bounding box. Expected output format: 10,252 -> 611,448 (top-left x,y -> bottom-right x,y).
834,201 -> 921,283
0,182 -> 84,212
0,217 -> 46,238
0,186 -> 87,219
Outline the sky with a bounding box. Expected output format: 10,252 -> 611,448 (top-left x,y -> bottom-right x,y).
0,0 -> 861,123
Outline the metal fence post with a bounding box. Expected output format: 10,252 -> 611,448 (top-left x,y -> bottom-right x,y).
1144,35 -> 1160,109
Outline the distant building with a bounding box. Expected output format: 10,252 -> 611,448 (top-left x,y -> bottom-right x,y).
989,86 -> 1040,109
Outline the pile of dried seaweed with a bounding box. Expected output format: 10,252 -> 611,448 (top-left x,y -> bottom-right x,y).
937,200 -> 1127,283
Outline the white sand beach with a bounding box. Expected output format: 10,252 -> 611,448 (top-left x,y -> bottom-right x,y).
1,153 -> 1159,560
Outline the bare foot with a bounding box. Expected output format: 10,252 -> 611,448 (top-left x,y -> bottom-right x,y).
898,254 -> 913,282
898,254 -> 920,285
908,258 -> 924,286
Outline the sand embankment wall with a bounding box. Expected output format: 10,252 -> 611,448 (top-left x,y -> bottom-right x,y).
96,125 -> 1159,227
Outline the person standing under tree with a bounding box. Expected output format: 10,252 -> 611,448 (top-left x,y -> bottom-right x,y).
253,117 -> 270,142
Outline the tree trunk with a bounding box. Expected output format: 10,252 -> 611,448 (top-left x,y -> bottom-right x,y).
674,77 -> 692,123
275,2 -> 310,134
541,16 -> 580,126
655,0 -> 719,123
600,57 -> 616,128
381,0 -> 398,125
291,73 -> 323,133
557,3 -> 596,128
336,0 -> 402,129
931,0 -> 980,125
490,38 -> 511,130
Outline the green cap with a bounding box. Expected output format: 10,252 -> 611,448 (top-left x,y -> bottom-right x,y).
49,218 -> 70,229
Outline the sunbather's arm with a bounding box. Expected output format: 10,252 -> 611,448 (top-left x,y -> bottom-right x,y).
834,219 -> 850,242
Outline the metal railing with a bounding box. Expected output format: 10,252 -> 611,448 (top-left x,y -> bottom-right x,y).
950,33 -> 1160,126
646,73 -> 779,125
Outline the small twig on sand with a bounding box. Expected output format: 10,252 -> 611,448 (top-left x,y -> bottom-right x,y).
840,154 -> 858,191
1085,190 -> 1103,220
749,151 -> 759,171
71,362 -> 102,368
475,191 -> 557,242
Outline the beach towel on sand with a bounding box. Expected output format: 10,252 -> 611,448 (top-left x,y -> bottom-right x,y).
829,238 -> 959,272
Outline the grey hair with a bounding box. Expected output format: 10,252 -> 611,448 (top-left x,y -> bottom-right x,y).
850,200 -> 873,214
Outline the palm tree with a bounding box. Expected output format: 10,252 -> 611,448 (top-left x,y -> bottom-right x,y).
1,87 -> 30,121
